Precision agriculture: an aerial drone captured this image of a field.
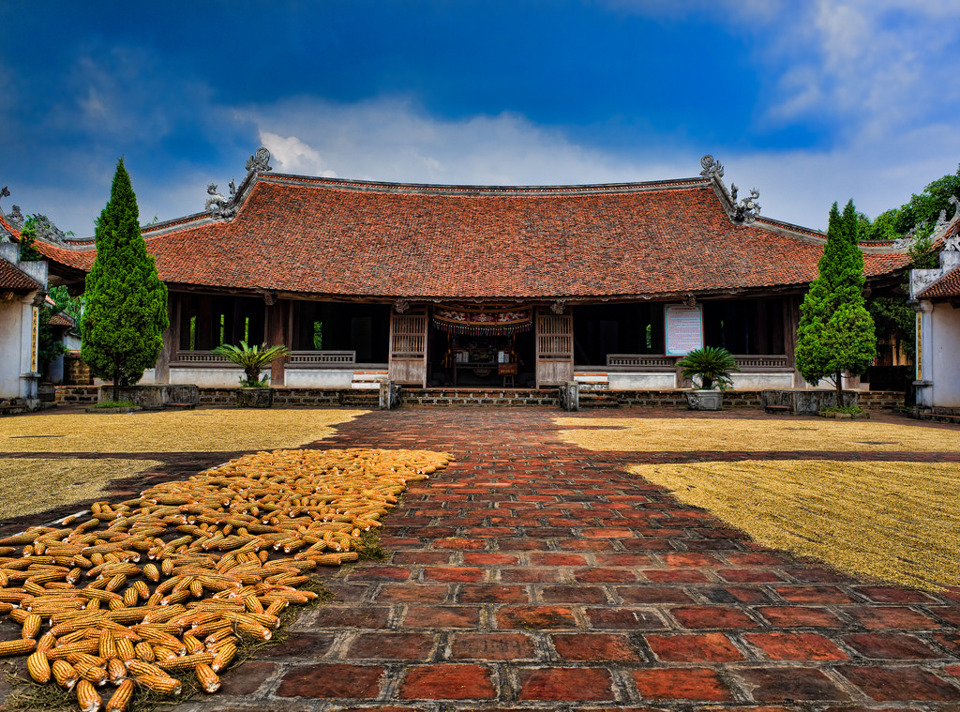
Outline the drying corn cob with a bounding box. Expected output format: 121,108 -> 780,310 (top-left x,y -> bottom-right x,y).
0,447 -> 451,711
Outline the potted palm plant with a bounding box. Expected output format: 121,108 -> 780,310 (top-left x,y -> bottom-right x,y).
212,341 -> 289,407
676,346 -> 739,411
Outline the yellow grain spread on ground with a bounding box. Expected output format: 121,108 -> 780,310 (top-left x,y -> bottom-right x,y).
631,460 -> 960,591
557,417 -> 960,452
0,409 -> 365,454
0,459 -> 162,519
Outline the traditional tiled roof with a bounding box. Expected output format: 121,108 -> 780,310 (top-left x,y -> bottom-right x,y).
917,263 -> 960,299
0,257 -> 41,291
38,173 -> 911,300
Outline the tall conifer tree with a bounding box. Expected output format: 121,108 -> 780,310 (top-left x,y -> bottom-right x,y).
796,200 -> 876,403
81,159 -> 168,400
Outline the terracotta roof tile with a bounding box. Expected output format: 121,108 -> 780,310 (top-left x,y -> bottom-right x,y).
918,264 -> 960,299
0,257 -> 41,291
39,175 -> 911,299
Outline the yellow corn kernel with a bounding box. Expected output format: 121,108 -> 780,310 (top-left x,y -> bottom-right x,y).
211,640 -> 237,672
76,678 -> 101,712
52,658 -> 78,690
126,659 -> 165,678
26,649 -> 51,683
133,641 -> 155,662
0,638 -> 36,657
107,657 -> 127,685
21,612 -> 42,639
105,678 -> 133,712
141,563 -> 160,582
195,662 -> 221,693
134,673 -> 181,695
98,629 -> 116,660
156,651 -> 215,671
115,636 -> 135,662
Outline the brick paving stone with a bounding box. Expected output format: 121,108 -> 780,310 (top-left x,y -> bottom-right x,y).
551,632 -> 643,661
398,664 -> 497,700
846,606 -> 942,630
841,632 -> 943,659
276,662 -> 385,699
756,605 -> 846,628
345,632 -> 437,660
458,584 -> 530,603
736,667 -> 851,702
838,665 -> 960,701
450,632 -> 538,660
517,667 -> 615,701
743,632 -> 849,660
671,605 -> 761,629
632,667 -> 734,701
644,632 -> 744,662
496,605 -> 578,629
140,408 -> 960,712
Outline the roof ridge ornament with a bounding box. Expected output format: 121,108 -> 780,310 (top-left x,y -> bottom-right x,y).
702,155 -> 761,224
700,155 -> 723,179
730,184 -> 761,224
246,147 -> 272,174
0,186 -> 24,232
205,183 -> 238,220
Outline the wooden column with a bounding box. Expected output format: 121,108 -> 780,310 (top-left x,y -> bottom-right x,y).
154,293 -> 179,384
266,298 -> 289,386
784,296 -> 800,385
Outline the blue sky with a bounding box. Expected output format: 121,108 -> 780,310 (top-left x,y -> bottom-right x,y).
1,1 -> 959,236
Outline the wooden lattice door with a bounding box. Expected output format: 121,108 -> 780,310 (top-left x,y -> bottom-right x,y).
536,309 -> 573,387
389,310 -> 427,386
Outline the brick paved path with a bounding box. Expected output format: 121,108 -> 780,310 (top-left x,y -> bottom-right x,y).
165,408 -> 960,711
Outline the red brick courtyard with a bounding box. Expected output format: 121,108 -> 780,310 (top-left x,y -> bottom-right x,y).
146,407 -> 960,712
3,406 -> 960,711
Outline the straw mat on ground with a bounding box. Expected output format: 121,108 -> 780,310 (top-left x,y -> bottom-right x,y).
0,409 -> 365,454
0,459 -> 162,520
631,460 -> 960,590
558,417 -> 960,452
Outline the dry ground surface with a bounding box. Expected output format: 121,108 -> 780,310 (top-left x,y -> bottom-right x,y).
1,405 -> 960,711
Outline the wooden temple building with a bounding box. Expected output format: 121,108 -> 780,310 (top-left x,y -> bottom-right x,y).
29,151 -> 911,394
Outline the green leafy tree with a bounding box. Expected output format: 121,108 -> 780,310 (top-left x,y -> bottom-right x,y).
796,200 -> 877,402
81,158 -> 168,401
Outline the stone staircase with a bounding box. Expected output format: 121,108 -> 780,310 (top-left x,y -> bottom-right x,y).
913,407 -> 960,425
338,390 -> 381,408
578,391 -> 620,408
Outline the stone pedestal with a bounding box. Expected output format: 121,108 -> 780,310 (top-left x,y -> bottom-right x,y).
686,390 -> 723,410
236,387 -> 273,408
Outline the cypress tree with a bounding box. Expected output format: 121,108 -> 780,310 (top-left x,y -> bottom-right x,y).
81,159 -> 168,400
796,200 -> 876,404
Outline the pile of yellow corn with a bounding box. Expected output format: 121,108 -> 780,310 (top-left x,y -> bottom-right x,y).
0,447 -> 451,712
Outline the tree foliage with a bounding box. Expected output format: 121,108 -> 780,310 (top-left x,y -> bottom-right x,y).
17,216 -> 43,261
212,341 -> 289,387
796,201 -> 877,400
859,164 -> 960,247
81,159 -> 168,400
675,346 -> 739,391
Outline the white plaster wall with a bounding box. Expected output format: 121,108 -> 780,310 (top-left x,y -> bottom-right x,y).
930,302 -> 960,408
729,372 -> 795,390
608,372 -> 677,390
284,369 -> 354,389
0,297 -> 23,398
169,367 -> 245,387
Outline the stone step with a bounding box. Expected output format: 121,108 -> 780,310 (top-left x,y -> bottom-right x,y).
579,392 -> 620,408
918,412 -> 960,425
